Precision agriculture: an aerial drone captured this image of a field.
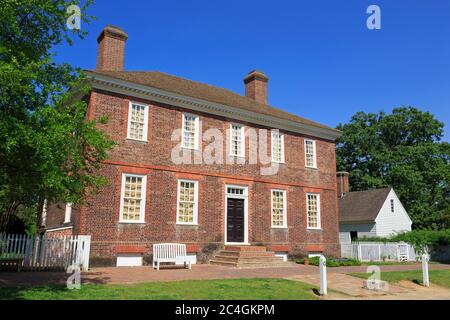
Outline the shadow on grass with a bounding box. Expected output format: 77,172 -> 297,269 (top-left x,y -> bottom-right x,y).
311,288 -> 321,296
0,285 -> 69,300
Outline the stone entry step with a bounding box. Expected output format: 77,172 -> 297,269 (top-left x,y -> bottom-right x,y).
210,246 -> 289,268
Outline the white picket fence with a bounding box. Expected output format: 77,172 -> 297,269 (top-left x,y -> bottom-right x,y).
341,242 -> 417,262
0,234 -> 91,271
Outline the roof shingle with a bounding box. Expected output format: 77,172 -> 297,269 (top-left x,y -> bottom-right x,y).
339,188 -> 392,223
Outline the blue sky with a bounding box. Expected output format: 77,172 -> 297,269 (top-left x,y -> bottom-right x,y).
55,0 -> 450,140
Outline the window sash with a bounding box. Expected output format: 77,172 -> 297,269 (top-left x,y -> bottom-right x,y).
64,203 -> 72,224
271,131 -> 284,163
230,124 -> 245,157
271,190 -> 287,228
305,139 -> 317,168
182,114 -> 199,149
120,174 -> 146,223
127,102 -> 148,141
177,180 -> 198,224
306,193 -> 321,229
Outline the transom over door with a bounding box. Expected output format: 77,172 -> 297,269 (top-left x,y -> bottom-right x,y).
227,198 -> 245,243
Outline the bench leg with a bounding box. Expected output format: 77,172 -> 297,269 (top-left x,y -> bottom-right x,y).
157,261 -> 160,271
188,261 -> 192,270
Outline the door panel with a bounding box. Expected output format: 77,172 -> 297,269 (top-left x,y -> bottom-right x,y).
227,198 -> 245,243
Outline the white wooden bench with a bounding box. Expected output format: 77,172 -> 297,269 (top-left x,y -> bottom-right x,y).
152,243 -> 192,270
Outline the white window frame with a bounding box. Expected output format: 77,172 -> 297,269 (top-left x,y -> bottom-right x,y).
271,189 -> 287,228
271,131 -> 285,163
64,203 -> 72,224
181,113 -> 200,150
126,101 -> 149,141
119,173 -> 147,224
229,123 -> 245,157
306,193 -> 321,230
304,139 -> 317,168
176,179 -> 199,225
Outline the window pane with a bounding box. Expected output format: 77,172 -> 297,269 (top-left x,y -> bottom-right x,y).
183,115 -> 198,149
305,140 -> 316,167
178,181 -> 197,223
272,132 -> 283,162
122,176 -> 144,221
272,190 -> 285,227
307,194 -> 319,228
129,104 -> 146,140
231,125 -> 243,156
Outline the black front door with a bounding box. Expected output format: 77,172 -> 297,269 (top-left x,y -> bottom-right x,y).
227,198 -> 245,243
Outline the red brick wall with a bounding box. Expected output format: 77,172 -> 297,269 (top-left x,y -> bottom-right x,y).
44,203 -> 80,232
76,90 -> 340,259
47,89 -> 340,260
45,227 -> 73,238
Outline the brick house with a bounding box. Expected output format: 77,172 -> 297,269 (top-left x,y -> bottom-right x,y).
42,26 -> 342,267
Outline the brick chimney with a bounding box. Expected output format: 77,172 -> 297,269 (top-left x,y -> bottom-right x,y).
96,25 -> 128,71
244,70 -> 269,104
337,171 -> 350,198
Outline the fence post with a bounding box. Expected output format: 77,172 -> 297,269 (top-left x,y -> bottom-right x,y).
319,255 -> 327,296
422,254 -> 429,287
358,244 -> 362,261
378,244 -> 381,261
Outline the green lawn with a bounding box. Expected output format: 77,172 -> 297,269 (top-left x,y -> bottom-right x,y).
350,269 -> 450,288
0,278 -> 319,300
360,261 -> 422,266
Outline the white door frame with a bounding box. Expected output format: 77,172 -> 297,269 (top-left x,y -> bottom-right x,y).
224,185 -> 249,245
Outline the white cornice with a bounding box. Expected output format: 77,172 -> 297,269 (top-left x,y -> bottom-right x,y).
86,71 -> 342,141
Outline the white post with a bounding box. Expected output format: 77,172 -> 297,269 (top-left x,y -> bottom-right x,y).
422,254 -> 429,287
378,244 -> 381,261
319,255 -> 327,296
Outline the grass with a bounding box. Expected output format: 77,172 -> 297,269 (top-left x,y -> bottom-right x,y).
0,278 -> 319,300
350,269 -> 450,288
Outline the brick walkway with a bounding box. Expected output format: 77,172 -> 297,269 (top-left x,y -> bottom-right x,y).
0,262 -> 449,288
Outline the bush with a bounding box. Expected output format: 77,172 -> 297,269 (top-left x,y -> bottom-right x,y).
296,257 -> 361,267
391,229 -> 450,253
354,236 -> 396,243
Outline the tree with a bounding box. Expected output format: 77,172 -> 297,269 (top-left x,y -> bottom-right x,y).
336,107 -> 450,230
0,0 -> 114,232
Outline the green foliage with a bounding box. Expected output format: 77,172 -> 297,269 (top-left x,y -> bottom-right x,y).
353,236 -> 396,243
336,107 -> 450,230
391,229 -> 450,253
0,0 -> 114,232
296,257 -> 361,267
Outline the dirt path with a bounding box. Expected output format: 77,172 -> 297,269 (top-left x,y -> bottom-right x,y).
287,273 -> 450,300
